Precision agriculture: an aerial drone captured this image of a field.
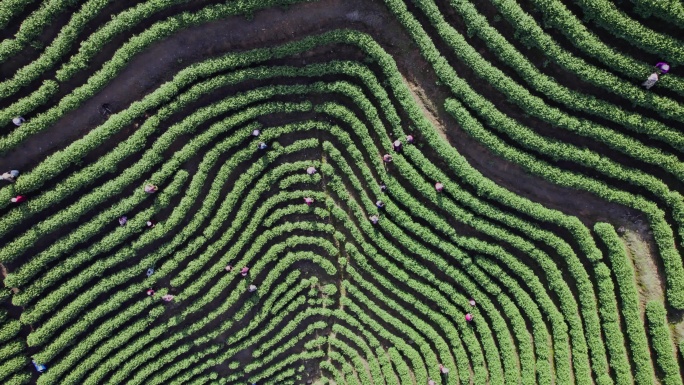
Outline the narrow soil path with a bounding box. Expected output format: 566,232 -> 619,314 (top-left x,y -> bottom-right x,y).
623,229 -> 666,305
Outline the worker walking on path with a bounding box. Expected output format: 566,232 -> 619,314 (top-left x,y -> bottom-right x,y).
144,184 -> 158,193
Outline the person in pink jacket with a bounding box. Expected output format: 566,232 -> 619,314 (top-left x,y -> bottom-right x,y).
10,195 -> 26,203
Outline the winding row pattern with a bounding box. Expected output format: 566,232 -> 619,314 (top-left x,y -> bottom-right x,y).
0,0 -> 683,384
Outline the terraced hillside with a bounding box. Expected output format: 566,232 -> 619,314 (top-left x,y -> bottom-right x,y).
1,0 -> 683,384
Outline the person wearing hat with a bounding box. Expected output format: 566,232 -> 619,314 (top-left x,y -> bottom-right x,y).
12,116 -> 25,126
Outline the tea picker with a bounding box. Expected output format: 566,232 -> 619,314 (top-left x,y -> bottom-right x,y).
440,364 -> 450,382
643,61 -> 670,89
10,195 -> 26,203
32,360 -> 47,373
144,184 -> 158,193
0,170 -> 19,182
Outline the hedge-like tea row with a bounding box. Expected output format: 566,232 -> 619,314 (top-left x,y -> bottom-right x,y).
488,0 -> 684,94
594,223 -> 656,384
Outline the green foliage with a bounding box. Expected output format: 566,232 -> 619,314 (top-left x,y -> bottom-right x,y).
646,301 -> 683,385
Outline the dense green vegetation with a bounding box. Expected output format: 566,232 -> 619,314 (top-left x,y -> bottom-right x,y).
0,0 -> 682,384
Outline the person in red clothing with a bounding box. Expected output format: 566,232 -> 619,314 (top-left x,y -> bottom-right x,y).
465,313 -> 473,322
10,195 -> 26,203
383,154 -> 393,163
146,289 -> 155,296
241,267 -> 249,277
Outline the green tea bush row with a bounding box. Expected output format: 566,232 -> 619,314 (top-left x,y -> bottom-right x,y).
488,0 -> 684,94
0,0 -> 307,151
594,223 -> 656,384
396,0 -> 684,173
442,0 -> 684,148
571,0 -> 684,64
0,0 -> 187,99
645,301 -> 683,385
0,0 -> 76,63
0,0 -> 109,98
444,96 -> 684,308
